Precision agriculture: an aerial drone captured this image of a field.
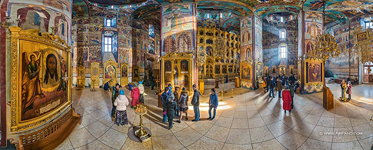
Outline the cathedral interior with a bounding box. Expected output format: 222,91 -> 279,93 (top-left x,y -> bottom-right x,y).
1,0 -> 373,149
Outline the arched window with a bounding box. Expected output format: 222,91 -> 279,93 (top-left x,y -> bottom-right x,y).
279,43 -> 287,59
279,29 -> 286,39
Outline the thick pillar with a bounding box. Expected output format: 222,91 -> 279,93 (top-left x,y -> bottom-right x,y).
298,11 -> 324,93
160,2 -> 197,91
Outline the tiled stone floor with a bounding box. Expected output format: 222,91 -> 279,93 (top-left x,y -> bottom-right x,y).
56,84 -> 373,150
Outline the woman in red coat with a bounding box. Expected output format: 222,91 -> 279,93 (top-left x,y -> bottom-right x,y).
131,84 -> 140,107
282,88 -> 292,113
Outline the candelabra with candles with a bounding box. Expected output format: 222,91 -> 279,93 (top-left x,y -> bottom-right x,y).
1,13 -> 21,28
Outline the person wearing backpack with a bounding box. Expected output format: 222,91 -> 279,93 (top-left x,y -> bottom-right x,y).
178,87 -> 189,123
165,93 -> 177,130
161,87 -> 169,122
191,84 -> 200,122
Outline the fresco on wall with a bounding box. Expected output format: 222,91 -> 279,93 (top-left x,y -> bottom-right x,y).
21,49 -> 68,120
18,8 -> 50,32
162,3 -> 195,55
255,16 -> 263,62
240,16 -> 252,46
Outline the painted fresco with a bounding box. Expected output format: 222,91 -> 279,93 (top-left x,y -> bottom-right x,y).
21,48 -> 68,121
161,3 -> 195,55
255,16 -> 263,62
240,16 -> 252,46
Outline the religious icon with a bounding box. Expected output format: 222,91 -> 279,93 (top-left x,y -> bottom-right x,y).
43,53 -> 60,88
174,66 -> 179,86
21,52 -> 45,115
105,65 -> 116,79
93,68 -> 98,76
181,60 -> 188,71
134,69 -> 139,77
165,61 -> 172,71
307,62 -> 322,82
122,66 -> 127,77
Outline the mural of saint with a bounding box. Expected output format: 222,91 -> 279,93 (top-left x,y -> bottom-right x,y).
43,54 -> 59,87
22,53 -> 45,115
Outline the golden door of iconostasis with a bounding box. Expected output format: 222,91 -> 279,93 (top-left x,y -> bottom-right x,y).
91,62 -> 99,89
162,53 -> 193,91
121,63 -> 129,86
77,66 -> 85,88
279,65 -> 286,76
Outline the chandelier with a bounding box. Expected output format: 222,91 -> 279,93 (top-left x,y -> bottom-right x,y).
308,34 -> 340,62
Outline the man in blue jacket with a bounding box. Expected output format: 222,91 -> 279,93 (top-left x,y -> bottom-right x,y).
208,88 -> 218,120
191,84 -> 200,122
161,87 -> 170,122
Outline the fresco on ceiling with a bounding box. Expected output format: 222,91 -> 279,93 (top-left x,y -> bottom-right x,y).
303,0 -> 373,24
197,1 -> 252,17
131,4 -> 161,20
305,11 -> 322,40
255,16 -> 263,63
73,0 -> 89,17
197,10 -> 240,33
161,3 -> 196,55
255,5 -> 300,18
87,0 -> 147,5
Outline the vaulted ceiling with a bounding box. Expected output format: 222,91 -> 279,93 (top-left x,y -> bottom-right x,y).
74,0 -> 373,30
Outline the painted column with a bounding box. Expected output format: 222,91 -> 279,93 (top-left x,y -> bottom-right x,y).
160,2 -> 197,91
299,11 -> 324,93
254,16 -> 263,89
239,16 -> 253,89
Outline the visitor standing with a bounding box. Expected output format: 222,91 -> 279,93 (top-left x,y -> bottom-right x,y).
174,87 -> 180,117
282,87 -> 292,113
208,88 -> 218,120
165,93 -> 177,130
131,83 -> 140,107
269,77 -> 275,97
191,84 -> 200,121
341,80 -> 347,101
347,81 -> 352,100
263,77 -> 267,93
178,87 -> 189,122
277,78 -> 283,98
114,90 -> 129,126
138,81 -> 145,104
289,82 -> 295,109
161,87 -> 170,122
111,83 -> 120,119
150,75 -> 155,90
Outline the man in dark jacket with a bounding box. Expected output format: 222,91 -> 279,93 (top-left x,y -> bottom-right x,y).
266,75 -> 271,91
191,84 -> 200,121
174,87 -> 180,117
111,83 -> 120,119
165,96 -> 177,130
269,77 -> 275,97
161,87 -> 170,122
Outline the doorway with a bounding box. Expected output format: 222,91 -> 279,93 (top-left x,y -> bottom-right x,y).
363,62 -> 373,84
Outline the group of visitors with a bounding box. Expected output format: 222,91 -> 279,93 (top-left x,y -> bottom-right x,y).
110,81 -> 146,126
161,84 -> 218,130
262,74 -> 299,113
340,80 -> 352,101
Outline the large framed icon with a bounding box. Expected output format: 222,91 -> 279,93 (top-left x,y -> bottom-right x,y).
121,63 -> 129,86
103,58 -> 118,88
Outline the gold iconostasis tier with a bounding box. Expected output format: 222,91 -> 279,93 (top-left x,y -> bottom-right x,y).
197,21 -> 240,79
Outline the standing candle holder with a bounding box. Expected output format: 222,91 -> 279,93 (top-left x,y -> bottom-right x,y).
90,78 -> 96,91
134,104 -> 151,142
